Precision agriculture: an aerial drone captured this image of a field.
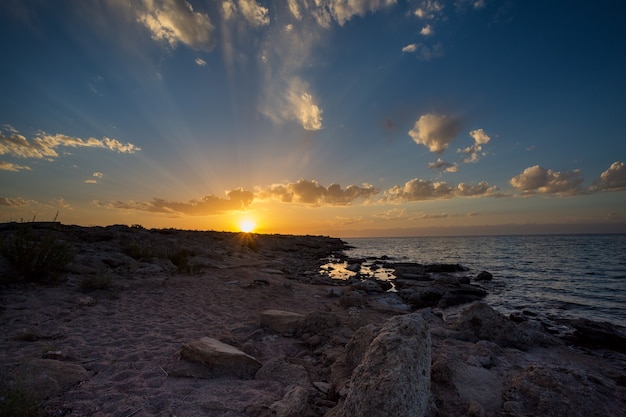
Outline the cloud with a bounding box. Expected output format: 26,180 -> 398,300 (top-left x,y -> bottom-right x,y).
134,0 -> 216,51
0,128 -> 140,161
325,0 -> 398,26
195,58 -> 207,66
401,42 -> 444,60
85,172 -> 104,184
0,197 -> 33,207
287,0 -> 302,20
593,161 -> 626,192
510,165 -> 584,195
95,188 -> 254,216
262,77 -> 324,131
414,0 -> 444,19
420,24 -> 433,36
384,177 -> 499,202
223,0 -> 270,27
457,128 -> 491,163
259,180 -> 379,206
373,208 -> 407,220
428,158 -> 458,173
0,161 -> 31,172
408,113 -> 462,153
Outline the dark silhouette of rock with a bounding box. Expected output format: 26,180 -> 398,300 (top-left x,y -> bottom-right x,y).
475,270 -> 493,281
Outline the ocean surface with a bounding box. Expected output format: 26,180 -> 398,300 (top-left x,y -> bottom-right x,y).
327,234 -> 626,327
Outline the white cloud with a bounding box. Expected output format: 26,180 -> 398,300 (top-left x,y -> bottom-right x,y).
408,113 -> 462,153
236,0 -> 270,27
420,24 -> 433,36
287,0 -> 302,20
428,158 -> 458,173
510,165 -> 584,195
258,180 -> 378,206
402,43 -> 417,53
401,42 -> 444,60
85,172 -> 104,184
457,128 -> 491,163
384,177 -> 499,202
327,0 -> 398,26
0,161 -> 31,172
414,0 -> 443,19
593,161 -> 626,192
0,129 -> 140,160
263,77 -> 324,131
195,57 -> 207,66
135,0 -> 216,51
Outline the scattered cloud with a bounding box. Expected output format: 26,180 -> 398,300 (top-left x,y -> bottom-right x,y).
258,180 -> 379,206
195,57 -> 207,66
0,197 -> 33,207
94,188 -> 254,216
85,172 -> 104,184
0,128 -> 140,161
373,207 -> 407,220
420,24 -> 433,36
408,113 -> 462,153
262,77 -> 323,131
402,43 -> 417,53
457,128 -> 491,163
327,0 -> 398,26
134,0 -> 216,51
223,0 -> 270,27
0,161 -> 31,172
414,0 -> 444,19
384,177 -> 499,202
287,0 -> 302,20
510,165 -> 584,196
593,161 -> 626,192
334,216 -> 365,225
428,158 -> 458,173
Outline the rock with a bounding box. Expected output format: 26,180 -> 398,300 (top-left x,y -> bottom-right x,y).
11,359 -> 88,400
260,310 -> 305,335
563,318 -> 626,352
255,357 -> 310,388
475,271 -> 493,281
351,279 -> 384,293
452,302 -> 559,350
268,385 -> 309,417
329,313 -> 431,417
180,337 -> 262,379
298,311 -> 340,336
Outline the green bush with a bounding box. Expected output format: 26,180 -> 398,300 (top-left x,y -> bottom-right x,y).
0,226 -> 74,284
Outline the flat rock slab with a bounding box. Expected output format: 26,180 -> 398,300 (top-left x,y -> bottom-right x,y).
11,359 -> 89,400
180,337 -> 262,379
260,310 -> 305,335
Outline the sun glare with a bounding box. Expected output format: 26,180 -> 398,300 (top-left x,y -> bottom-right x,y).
239,219 -> 256,233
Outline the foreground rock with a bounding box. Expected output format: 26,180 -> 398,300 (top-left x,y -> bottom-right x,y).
329,313 -> 432,417
180,337 -> 262,379
10,359 -> 88,400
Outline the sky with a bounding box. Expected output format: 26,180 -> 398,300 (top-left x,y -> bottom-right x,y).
1,0 -> 625,237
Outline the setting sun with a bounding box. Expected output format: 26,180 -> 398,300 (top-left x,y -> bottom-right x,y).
239,219 -> 256,233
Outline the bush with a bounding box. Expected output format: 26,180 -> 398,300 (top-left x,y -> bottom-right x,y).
0,225 -> 74,284
80,273 -> 113,292
0,385 -> 43,417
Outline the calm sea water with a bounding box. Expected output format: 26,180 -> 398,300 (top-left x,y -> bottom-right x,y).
339,234 -> 626,327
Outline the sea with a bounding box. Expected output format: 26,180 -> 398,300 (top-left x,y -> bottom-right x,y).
324,234 -> 626,327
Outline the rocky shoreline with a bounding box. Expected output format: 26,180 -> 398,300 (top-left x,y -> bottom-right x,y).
0,223 -> 625,416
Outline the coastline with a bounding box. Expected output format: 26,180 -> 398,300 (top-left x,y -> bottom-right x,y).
1,223 -> 625,416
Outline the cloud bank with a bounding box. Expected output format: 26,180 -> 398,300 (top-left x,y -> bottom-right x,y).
384,178 -> 499,202
257,180 -> 379,206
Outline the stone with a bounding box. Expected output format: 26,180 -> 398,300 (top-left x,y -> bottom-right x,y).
260,310 -> 305,335
351,279 -> 384,293
255,357 -> 310,388
11,359 -> 89,400
475,271 -> 493,281
268,385 -> 309,417
329,313 -> 431,417
180,337 -> 262,379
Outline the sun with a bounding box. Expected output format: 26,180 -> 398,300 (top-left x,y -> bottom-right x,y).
239,219 -> 256,233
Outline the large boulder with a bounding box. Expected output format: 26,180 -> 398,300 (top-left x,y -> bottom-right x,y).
180,337 -> 262,379
260,310 -> 305,336
329,313 -> 431,417
452,302 -> 559,350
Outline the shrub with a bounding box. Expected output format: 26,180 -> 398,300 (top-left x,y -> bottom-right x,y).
0,385 -> 43,417
0,225 -> 74,284
80,272 -> 113,292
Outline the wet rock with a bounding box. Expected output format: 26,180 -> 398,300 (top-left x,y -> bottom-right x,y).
180,337 -> 262,379
562,318 -> 626,352
329,313 -> 431,417
475,271 -> 493,281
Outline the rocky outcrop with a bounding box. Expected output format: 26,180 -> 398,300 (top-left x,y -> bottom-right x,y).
329,313 -> 432,417
452,302 -> 560,350
180,337 -> 262,379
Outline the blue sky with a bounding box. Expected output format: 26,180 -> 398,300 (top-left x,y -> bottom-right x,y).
1,0 -> 625,236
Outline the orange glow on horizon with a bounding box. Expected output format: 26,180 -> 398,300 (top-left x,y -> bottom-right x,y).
238,218 -> 257,233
